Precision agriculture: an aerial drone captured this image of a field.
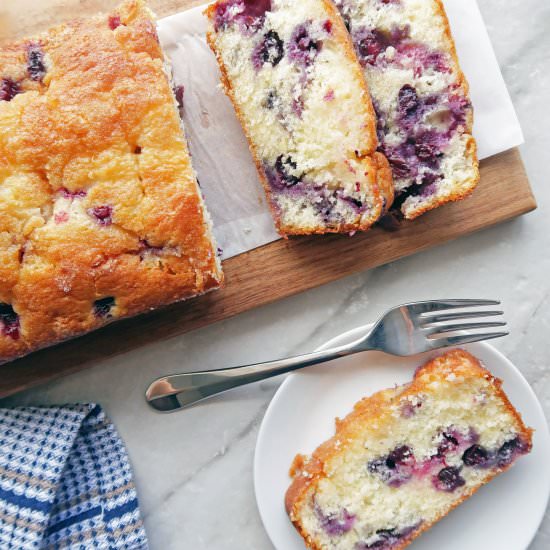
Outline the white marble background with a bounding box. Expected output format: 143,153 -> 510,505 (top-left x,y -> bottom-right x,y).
1,0 -> 549,548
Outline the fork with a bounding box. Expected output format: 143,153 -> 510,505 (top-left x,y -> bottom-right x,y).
145,299 -> 507,412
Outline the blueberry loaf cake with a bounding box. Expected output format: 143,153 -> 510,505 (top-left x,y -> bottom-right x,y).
335,0 -> 479,219
0,0 -> 222,364
205,0 -> 394,236
286,349 -> 533,549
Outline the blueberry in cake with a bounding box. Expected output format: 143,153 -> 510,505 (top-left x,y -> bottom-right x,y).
205,0 -> 394,236
286,349 -> 533,549
0,0 -> 222,364
334,0 -> 480,219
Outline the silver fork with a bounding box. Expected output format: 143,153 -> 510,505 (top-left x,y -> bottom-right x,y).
145,299 -> 507,413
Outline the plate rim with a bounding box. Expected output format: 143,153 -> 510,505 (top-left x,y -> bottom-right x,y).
254,324 -> 550,550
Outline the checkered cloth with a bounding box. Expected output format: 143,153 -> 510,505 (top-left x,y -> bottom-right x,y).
0,404 -> 148,549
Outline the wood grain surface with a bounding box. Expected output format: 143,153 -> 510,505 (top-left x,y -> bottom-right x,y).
0,1 -> 537,397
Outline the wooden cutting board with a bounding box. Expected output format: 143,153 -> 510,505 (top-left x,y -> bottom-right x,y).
0,1 -> 536,398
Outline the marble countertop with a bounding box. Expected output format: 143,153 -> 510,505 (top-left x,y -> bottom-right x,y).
2,0 -> 549,548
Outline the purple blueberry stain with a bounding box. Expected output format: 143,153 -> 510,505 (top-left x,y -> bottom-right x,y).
377,83 -> 470,206
384,141 -> 418,180
88,205 -> 113,226
347,24 -> 465,213
315,194 -> 338,224
174,85 -> 185,111
352,25 -> 410,67
437,431 -> 460,457
340,194 -> 365,212
368,445 -> 415,487
266,155 -> 302,190
497,437 -> 529,467
108,15 -> 123,30
60,187 -> 87,199
400,402 -> 416,418
433,466 -> 465,493
288,23 -> 322,67
324,89 -> 335,102
446,93 -> 470,131
0,78 -> 21,102
396,41 -> 448,77
372,100 -> 387,146
400,398 -> 422,418
213,0 -> 272,33
349,18 -> 450,77
54,211 -> 69,224
0,303 -> 20,340
392,173 -> 442,210
352,27 -> 387,66
238,0 -> 272,21
397,84 -> 420,119
266,163 -> 369,225
386,445 -> 415,468
436,426 -> 479,458
314,504 -> 356,537
27,43 -> 46,82
355,523 -> 420,549
93,297 -> 115,318
414,130 -> 445,166
252,30 -> 284,70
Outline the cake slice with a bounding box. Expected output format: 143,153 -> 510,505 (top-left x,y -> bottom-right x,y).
0,0 -> 222,364
334,0 -> 479,219
205,0 -> 393,236
286,349 -> 533,549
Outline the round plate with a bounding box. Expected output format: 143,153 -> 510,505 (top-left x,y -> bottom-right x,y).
254,324 -> 550,550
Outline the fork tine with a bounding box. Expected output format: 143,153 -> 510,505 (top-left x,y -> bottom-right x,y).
408,299 -> 500,315
429,321 -> 507,335
422,310 -> 503,325
431,332 -> 509,348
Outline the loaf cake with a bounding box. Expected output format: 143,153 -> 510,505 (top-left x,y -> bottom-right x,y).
205,0 -> 394,236
286,349 -> 533,549
334,0 -> 479,219
0,0 -> 222,364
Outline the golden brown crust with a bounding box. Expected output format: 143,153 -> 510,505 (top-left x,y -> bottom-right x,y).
205,1 -> 394,237
0,0 -> 222,364
285,349 -> 534,549
403,0 -> 480,220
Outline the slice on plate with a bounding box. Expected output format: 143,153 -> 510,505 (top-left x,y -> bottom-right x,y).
205,0 -> 393,236
334,0 -> 479,219
286,349 -> 533,549
0,0 -> 222,364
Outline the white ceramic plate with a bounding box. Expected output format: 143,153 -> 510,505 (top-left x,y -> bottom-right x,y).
254,325 -> 550,550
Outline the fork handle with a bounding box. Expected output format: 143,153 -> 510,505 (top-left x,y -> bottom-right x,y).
145,342 -> 360,412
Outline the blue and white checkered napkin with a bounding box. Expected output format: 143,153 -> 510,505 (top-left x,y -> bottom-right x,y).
0,404 -> 148,549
